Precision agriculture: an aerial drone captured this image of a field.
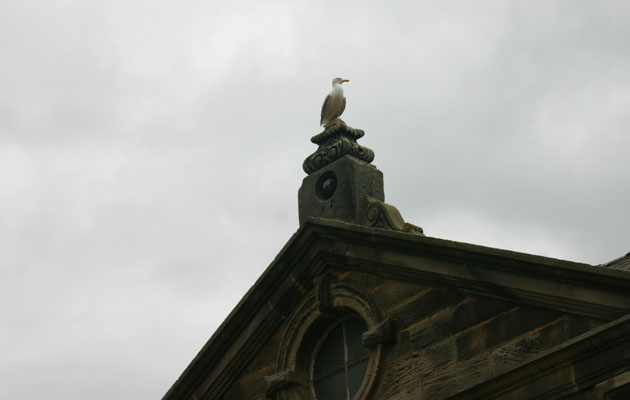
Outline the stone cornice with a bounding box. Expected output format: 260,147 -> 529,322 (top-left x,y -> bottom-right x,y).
163,218 -> 630,400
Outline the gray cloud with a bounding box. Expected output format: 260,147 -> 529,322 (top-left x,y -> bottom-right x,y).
1,1 -> 629,398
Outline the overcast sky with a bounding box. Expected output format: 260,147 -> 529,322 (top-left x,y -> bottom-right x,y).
1,1 -> 629,398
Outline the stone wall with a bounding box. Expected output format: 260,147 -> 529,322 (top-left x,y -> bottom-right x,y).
222,269 -> 607,399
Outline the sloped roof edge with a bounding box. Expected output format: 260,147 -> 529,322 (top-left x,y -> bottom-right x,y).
447,313 -> 630,399
163,218 -> 630,399
602,252 -> 630,271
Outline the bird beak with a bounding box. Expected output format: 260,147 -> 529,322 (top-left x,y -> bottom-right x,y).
342,79 -> 349,83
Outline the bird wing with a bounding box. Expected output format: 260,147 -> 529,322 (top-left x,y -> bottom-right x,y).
320,94 -> 332,126
339,96 -> 346,117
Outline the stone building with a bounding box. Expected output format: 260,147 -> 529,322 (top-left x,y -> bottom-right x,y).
163,123 -> 630,400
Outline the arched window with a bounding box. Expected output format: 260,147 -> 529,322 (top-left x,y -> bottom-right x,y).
270,282 -> 389,400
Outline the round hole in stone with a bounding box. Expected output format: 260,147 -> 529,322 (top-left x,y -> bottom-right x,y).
316,171 -> 337,201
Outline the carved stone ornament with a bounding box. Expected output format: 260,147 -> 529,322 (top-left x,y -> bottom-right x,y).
266,280 -> 389,400
303,122 -> 375,175
314,273 -> 337,314
264,370 -> 309,399
362,318 -> 396,347
365,196 -> 424,235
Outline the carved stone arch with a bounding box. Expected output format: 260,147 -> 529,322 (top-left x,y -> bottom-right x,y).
266,280 -> 393,400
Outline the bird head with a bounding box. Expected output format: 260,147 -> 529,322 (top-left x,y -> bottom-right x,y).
332,77 -> 350,86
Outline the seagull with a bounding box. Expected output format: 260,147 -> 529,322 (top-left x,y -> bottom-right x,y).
320,77 -> 349,127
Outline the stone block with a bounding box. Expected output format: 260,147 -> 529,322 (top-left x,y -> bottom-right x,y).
455,305 -> 561,362
392,288 -> 464,330
423,353 -> 490,399
489,318 -> 566,376
298,155 -> 384,226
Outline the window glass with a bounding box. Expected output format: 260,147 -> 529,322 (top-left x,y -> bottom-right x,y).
313,323 -> 345,378
312,317 -> 369,400
345,319 -> 370,362
347,361 -> 369,396
313,369 -> 347,400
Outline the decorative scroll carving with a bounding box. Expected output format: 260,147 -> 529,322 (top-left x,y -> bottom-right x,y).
366,201 -> 402,231
365,197 -> 424,236
303,122 -> 375,174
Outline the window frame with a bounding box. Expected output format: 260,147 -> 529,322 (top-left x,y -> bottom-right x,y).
310,315 -> 371,399
272,282 -> 388,400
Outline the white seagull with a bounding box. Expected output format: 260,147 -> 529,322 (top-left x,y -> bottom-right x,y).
320,77 -> 349,127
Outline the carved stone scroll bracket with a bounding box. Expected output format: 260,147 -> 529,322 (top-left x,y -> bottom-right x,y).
365,197 -> 424,236
314,272 -> 338,314
362,318 -> 396,347
264,370 -> 309,400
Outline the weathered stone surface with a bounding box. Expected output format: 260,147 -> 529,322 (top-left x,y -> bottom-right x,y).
337,270 -> 388,294
299,124 -> 423,234
375,351 -> 427,399
452,297 -> 515,333
365,197 -> 424,235
314,272 -> 337,313
424,353 -> 490,399
378,337 -> 457,396
224,367 -> 272,400
408,310 -> 455,351
225,270 -> 612,400
369,279 -> 431,313
303,122 -> 374,174
455,305 -> 563,362
298,155 -> 384,227
363,318 -> 396,347
163,219 -> 630,400
489,318 -> 566,376
264,370 -> 309,399
192,277 -> 628,400
391,288 -> 464,330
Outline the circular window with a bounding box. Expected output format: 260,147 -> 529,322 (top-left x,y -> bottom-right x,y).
311,317 -> 369,400
273,284 -> 386,400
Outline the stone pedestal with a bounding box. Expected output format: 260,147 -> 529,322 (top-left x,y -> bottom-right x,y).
298,122 -> 423,235
298,155 -> 384,226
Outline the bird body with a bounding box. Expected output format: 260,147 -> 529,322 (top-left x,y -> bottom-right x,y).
320,77 -> 349,126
